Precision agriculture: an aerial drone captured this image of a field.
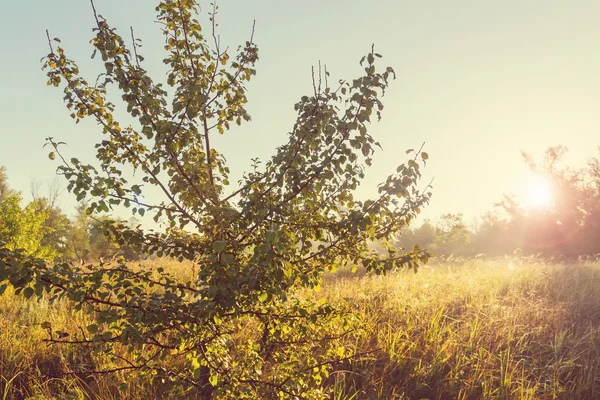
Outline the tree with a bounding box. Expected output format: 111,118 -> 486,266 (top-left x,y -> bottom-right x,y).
432,213 -> 471,256
30,181 -> 73,260
0,1 -> 431,397
468,211 -> 513,256
66,203 -> 93,261
494,146 -> 600,256
395,220 -> 437,253
0,169 -> 58,259
0,166 -> 8,200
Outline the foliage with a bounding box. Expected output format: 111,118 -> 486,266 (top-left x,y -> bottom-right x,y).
0,173 -> 58,260
35,197 -> 73,260
395,213 -> 471,257
66,203 -> 94,261
467,211 -> 513,256
0,0 -> 431,397
432,213 -> 471,256
395,220 -> 436,252
0,167 -> 8,200
0,170 -> 135,263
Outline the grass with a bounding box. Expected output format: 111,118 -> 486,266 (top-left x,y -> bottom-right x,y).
1,258 -> 599,399
323,258 -> 600,399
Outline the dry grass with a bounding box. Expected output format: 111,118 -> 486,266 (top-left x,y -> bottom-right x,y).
324,259 -> 600,399
1,258 -> 599,399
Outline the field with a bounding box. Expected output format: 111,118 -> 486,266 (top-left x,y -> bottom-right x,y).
1,258 -> 600,399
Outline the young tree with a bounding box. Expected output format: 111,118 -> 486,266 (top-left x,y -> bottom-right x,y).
0,1 -> 431,397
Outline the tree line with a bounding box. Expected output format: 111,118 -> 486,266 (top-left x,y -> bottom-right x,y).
397,146 -> 600,259
0,166 -> 138,262
4,144 -> 599,265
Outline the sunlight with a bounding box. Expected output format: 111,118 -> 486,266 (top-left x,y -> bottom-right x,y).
524,174 -> 553,209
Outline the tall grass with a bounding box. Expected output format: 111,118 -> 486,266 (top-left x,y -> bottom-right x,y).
1,258 -> 599,399
324,259 -> 600,399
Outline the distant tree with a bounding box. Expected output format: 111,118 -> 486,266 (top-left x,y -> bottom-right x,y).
433,213 -> 471,256
30,181 -> 73,259
468,211 -> 513,256
396,220 -> 437,252
87,215 -> 121,259
589,148 -> 600,191
0,166 -> 8,200
496,146 -> 600,256
66,203 -> 139,262
65,203 -> 92,261
0,1 -> 431,397
0,173 -> 55,259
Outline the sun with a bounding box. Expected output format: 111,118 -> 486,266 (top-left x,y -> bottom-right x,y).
524,174 -> 553,209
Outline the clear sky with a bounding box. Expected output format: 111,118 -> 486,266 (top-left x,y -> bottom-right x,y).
1,0 -> 599,226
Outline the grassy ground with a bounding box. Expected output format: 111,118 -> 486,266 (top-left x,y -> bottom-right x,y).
1,258 -> 599,399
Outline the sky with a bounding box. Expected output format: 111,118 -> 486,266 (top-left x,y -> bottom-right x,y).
1,0 -> 600,227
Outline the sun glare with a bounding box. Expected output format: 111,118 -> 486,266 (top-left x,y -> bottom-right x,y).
524,175 -> 553,209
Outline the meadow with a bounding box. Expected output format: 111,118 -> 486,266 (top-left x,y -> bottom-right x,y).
1,257 -> 599,399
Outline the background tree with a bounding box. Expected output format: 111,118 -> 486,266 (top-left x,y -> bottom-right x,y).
0,1 -> 431,397
486,146 -> 600,257
0,166 -> 8,200
65,203 -> 93,261
395,220 -> 436,254
432,213 -> 471,256
467,211 -> 513,256
0,169 -> 57,259
30,181 -> 73,259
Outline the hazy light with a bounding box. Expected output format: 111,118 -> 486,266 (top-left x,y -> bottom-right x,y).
524,174 -> 553,209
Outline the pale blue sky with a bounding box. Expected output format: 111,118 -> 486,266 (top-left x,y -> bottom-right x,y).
1,0 -> 599,225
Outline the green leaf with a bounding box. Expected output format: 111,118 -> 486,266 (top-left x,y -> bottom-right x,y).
10,261 -> 22,273
23,287 -> 34,299
193,367 -> 201,380
213,241 -> 227,253
258,291 -> 268,303
87,324 -> 99,334
0,264 -> 8,281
